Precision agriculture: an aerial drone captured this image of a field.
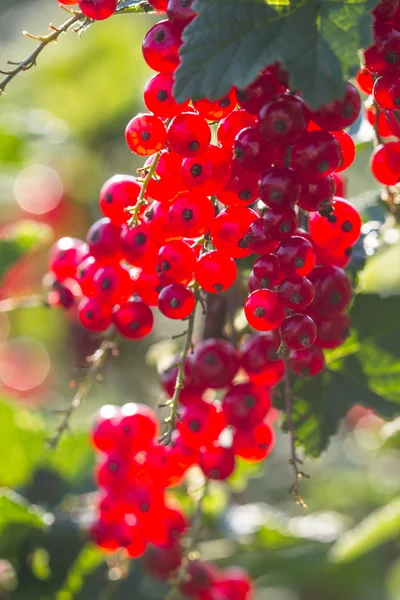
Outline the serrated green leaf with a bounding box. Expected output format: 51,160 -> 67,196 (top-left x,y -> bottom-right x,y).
0,220 -> 53,280
175,0 -> 376,107
283,294 -> 400,457
330,498 -> 400,563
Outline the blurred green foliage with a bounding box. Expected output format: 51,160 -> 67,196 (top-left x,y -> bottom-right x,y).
0,2 -> 399,600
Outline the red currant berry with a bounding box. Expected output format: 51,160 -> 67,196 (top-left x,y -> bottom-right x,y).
167,113 -> 211,157
49,237 -> 87,281
277,276 -> 315,310
214,568 -> 253,600
363,25 -> 400,75
239,332 -> 284,386
78,297 -> 112,332
147,0 -> 168,10
217,110 -> 258,152
280,313 -> 317,350
91,404 -> 121,453
121,222 -> 160,268
182,145 -> 232,195
297,176 -> 336,212
277,235 -> 316,277
258,93 -> 309,145
195,250 -> 237,293
308,265 -> 352,318
309,197 -> 361,249
157,240 -> 196,284
199,444 -> 235,480
288,344 -> 325,377
244,289 -> 285,331
132,269 -> 162,306
142,20 -> 181,73
310,82 -> 361,130
144,72 -> 190,119
234,126 -> 274,172
236,69 -> 285,114
167,193 -> 215,238
125,113 -> 167,156
78,0 -> 117,20
258,166 -> 301,210
99,175 -> 141,225
355,67 -> 374,94
370,142 -> 400,184
332,131 -> 356,173
193,338 -> 239,389
158,283 -> 195,319
178,400 -> 225,449
373,71 -> 400,110
87,218 -> 122,262
145,545 -> 183,580
193,88 -> 236,121
167,0 -> 196,25
253,254 -> 284,287
91,264 -> 135,304
291,131 -> 342,180
223,381 -> 271,428
160,354 -> 206,406
112,299 -> 154,340
313,312 -> 351,349
233,421 -> 274,462
217,161 -> 259,207
263,207 -> 298,241
247,218 -> 279,255
180,561 -> 217,597
118,402 -> 159,451
211,206 -> 258,258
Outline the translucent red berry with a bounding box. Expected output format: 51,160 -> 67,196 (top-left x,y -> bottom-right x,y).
142,20 -> 181,73
167,113 -> 211,157
310,82 -> 361,130
252,254 -> 284,287
182,145 -> 232,195
99,175 -> 141,225
370,142 -> 400,185
193,89 -> 236,121
199,444 -> 235,480
78,0 -> 117,20
239,332 -> 284,386
49,237 -> 87,281
87,218 -> 122,262
309,197 -> 361,249
195,250 -> 237,293
258,93 -> 309,145
298,176 -> 336,212
277,276 -> 315,310
308,265 -> 352,318
288,344 -> 325,377
158,283 -> 195,319
291,131 -> 342,180
217,110 -> 258,152
233,422 -> 274,462
125,113 -> 167,156
112,299 -> 154,339
277,235 -> 316,277
78,297 -> 112,332
236,69 -> 285,114
144,72 -> 189,118
313,312 -> 351,349
280,313 -> 317,350
233,126 -> 274,172
258,166 -> 301,210
222,382 -> 271,428
157,240 -> 196,284
193,338 -> 239,389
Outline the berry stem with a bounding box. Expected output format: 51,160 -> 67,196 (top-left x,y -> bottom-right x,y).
127,151 -> 162,227
0,295 -> 48,312
165,479 -> 209,600
0,12 -> 84,96
160,284 -> 199,445
283,360 -> 309,508
48,326 -> 117,448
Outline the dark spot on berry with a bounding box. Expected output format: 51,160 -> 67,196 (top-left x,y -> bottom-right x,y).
101,277 -> 112,291
236,90 -> 247,102
279,221 -> 291,233
129,320 -> 140,330
189,419 -> 200,432
394,97 -> 400,106
342,104 -> 355,118
58,250 -> 67,260
273,119 -> 287,133
219,97 -> 231,108
156,89 -> 168,102
342,220 -> 353,233
85,310 -> 94,319
300,335 -> 311,347
343,327 -> 351,339
270,189 -> 282,201
243,394 -> 256,408
330,291 -> 342,306
213,283 -> 223,292
209,468 -> 220,478
90,229 -> 100,243
134,232 -> 147,246
141,131 -> 151,141
155,29 -> 166,42
189,140 -> 199,152
234,146 -> 243,160
161,260 -> 170,271
122,424 -> 130,434
317,160 -> 330,173
204,352 -> 217,366
108,461 -> 118,473
156,284 -> 163,293
261,278 -> 271,287
290,293 -> 302,305
145,208 -> 154,221
254,306 -> 265,317
239,189 -> 252,201
386,51 -> 398,64
294,257 -> 305,268
170,297 -> 180,308
345,247 -> 352,257
238,233 -> 252,249
190,163 -> 202,177
260,443 -> 268,449
182,209 -> 193,221
105,192 -> 113,204
140,502 -> 150,513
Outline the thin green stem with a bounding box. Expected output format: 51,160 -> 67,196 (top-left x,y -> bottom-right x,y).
127,152 -> 161,228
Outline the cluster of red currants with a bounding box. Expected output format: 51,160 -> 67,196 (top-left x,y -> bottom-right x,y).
90,402 -> 253,599
356,0 -> 400,184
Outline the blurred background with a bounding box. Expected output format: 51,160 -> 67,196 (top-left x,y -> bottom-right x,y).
0,1 -> 399,599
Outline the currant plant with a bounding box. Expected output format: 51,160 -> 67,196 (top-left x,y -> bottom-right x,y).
2,0 -> 400,598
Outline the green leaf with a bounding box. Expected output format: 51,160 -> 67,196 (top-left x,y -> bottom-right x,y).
284,294 -> 400,457
55,544 -> 105,600
0,490 -> 47,558
330,498 -> 400,563
0,220 -> 53,280
175,0 -> 376,107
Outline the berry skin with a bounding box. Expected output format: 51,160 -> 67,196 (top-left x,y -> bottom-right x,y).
91,264 -> 135,304
236,69 -> 285,114
167,194 -> 215,238
248,270 -> 262,293
309,82 -> 361,131
222,381 -> 271,428
90,521 -> 120,552
258,93 -> 309,145
125,113 -> 167,156
182,145 -> 232,195
195,250 -> 237,293
118,402 -> 159,451
142,20 -> 181,73
193,338 -> 240,389
297,176 -> 336,212
363,25 -> 400,75
263,208 -> 298,241
112,299 -> 154,340
258,166 -> 301,210
233,126 -> 274,172
309,197 -> 361,250
180,561 -> 217,597
99,175 -> 141,225
308,265 -> 352,318
144,72 -> 190,119
132,269 -> 162,306
313,312 -> 351,349
332,131 -> 356,173
193,88 -> 236,121
370,142 -> 400,185
244,289 -> 285,331
87,218 -> 122,262
276,235 -> 316,277
288,344 -> 325,377
178,400 -> 225,449
78,0 -> 117,20
157,240 -> 196,284
78,297 -> 112,332
374,72 -> 400,110
158,283 -> 195,319
91,404 -> 121,453
252,254 -> 284,287
217,161 -> 259,207
210,206 -> 258,258
199,444 -> 235,480
145,545 -> 183,580
120,222 -> 160,268
247,218 -> 279,255
213,567 -> 253,600
355,67 -> 374,94
291,131 -> 342,180
233,421 -> 275,462
167,0 -> 196,24
277,276 -> 315,310
217,110 -> 258,152
239,332 -> 284,386
49,237 -> 88,281
280,313 -> 317,350
167,113 -> 211,157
